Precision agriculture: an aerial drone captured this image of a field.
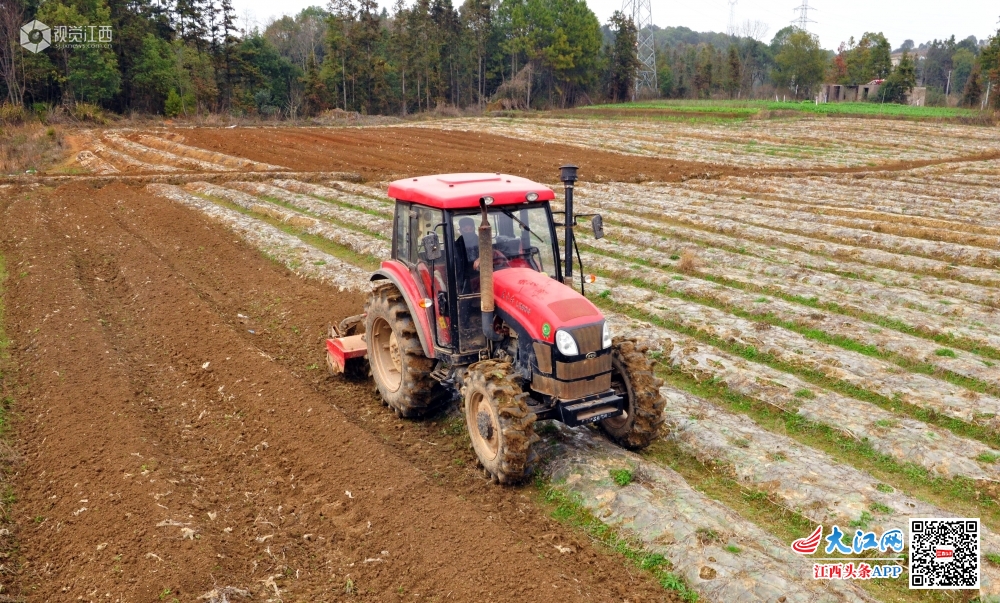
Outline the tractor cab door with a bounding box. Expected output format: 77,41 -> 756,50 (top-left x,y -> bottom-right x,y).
449,213 -> 487,353
396,202 -> 452,350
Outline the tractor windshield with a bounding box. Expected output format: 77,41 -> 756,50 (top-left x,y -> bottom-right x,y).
452,204 -> 557,293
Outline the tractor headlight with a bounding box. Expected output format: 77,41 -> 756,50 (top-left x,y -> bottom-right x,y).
602,322 -> 612,349
554,329 -> 579,356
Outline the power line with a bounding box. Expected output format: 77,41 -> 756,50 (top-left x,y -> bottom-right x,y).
791,0 -> 815,32
727,0 -> 737,37
622,0 -> 657,98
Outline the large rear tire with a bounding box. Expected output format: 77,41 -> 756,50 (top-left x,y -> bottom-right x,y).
462,361 -> 538,484
599,337 -> 666,450
364,283 -> 443,417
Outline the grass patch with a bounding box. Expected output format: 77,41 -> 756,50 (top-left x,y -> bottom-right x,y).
0,252 -> 17,570
0,123 -> 66,175
609,468 -> 634,487
869,502 -> 893,514
539,481 -> 698,601
934,348 -> 957,358
581,99 -> 983,121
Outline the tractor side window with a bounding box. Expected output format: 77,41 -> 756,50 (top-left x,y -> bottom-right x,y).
393,201 -> 410,264
409,206 -> 442,263
409,206 -> 450,348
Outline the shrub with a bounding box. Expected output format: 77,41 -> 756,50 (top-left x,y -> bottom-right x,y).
71,103 -> 107,124
165,90 -> 183,118
0,103 -> 27,125
677,249 -> 701,274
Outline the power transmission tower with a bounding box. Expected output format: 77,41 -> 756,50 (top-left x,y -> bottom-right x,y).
622,0 -> 656,99
791,0 -> 815,32
727,0 -> 738,37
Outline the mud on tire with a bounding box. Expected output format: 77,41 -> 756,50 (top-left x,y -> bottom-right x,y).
599,337 -> 666,450
364,283 -> 444,417
461,360 -> 539,484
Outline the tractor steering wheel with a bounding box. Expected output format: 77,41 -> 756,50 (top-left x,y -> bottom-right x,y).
490,249 -> 510,270
474,250 -> 510,271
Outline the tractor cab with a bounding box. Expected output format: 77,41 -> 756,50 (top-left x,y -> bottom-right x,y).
326,169 -> 666,485
387,174 -> 563,359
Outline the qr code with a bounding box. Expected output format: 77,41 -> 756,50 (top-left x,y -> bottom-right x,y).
909,518 -> 979,589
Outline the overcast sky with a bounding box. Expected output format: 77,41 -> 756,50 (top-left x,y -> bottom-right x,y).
232,0 -> 999,51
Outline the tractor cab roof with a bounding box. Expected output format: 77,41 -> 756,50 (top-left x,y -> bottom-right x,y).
387,173 -> 556,210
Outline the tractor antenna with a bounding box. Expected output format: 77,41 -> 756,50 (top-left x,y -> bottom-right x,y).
560,165 -> 578,283
621,0 -> 657,99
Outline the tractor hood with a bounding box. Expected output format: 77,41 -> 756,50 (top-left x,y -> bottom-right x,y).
492,268 -> 604,343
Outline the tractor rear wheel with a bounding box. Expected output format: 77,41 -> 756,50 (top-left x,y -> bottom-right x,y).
599,337 -> 666,450
462,361 -> 538,484
364,283 -> 443,417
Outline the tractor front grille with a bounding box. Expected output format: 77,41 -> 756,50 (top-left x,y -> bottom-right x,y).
556,354 -> 611,380
569,323 -> 604,354
532,373 -> 611,400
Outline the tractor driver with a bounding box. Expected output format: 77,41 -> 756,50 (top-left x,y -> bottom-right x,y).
456,217 -> 480,293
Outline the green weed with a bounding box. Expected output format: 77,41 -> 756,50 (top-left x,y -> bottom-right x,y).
609,468 -> 634,487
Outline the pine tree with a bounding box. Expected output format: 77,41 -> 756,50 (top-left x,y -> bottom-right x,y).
605,11 -> 638,102
962,65 -> 983,107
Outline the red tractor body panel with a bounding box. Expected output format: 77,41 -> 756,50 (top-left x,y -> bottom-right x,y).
371,261 -> 436,359
388,173 -> 556,209
492,268 -> 603,342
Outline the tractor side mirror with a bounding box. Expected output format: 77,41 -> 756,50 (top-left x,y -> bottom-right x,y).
422,233 -> 442,261
591,214 -> 605,239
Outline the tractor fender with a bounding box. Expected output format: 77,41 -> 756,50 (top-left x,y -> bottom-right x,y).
371,261 -> 436,359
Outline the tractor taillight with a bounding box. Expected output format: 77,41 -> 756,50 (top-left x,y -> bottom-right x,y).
584,274 -> 597,284
417,298 -> 434,308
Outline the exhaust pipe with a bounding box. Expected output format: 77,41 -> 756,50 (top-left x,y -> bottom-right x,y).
560,165 -> 578,282
478,197 -> 502,341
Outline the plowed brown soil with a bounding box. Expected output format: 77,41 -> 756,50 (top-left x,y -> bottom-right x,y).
174,126 -> 725,183
172,125 -> 1000,183
0,183 -> 674,602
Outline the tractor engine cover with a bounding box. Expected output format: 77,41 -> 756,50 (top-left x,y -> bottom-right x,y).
491,267 -> 603,344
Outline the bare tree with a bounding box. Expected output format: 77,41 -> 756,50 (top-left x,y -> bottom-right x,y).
0,0 -> 25,105
739,19 -> 769,42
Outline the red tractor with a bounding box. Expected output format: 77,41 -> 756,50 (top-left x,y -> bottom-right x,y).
327,166 -> 665,483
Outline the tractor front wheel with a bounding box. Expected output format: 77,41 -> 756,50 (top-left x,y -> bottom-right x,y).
364,283 -> 442,417
599,337 -> 666,450
462,361 -> 538,484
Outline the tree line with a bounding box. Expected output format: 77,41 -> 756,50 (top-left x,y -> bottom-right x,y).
0,0 -> 997,117
653,23 -> 1000,108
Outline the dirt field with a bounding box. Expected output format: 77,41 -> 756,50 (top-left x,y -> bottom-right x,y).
0,183 -> 672,601
3,114 -> 1000,602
